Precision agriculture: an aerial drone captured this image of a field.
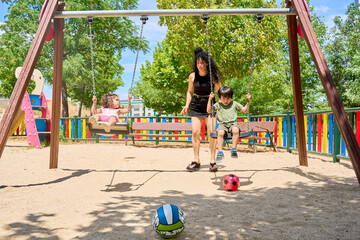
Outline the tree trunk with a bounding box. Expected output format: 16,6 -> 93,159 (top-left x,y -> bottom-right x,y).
159,101 -> 162,116
78,86 -> 85,117
61,80 -> 69,117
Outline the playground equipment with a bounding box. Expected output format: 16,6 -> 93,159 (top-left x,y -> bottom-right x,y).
11,67 -> 51,148
0,0 -> 359,186
86,16 -> 148,138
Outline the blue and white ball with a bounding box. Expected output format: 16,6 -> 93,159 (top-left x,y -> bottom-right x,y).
152,204 -> 185,238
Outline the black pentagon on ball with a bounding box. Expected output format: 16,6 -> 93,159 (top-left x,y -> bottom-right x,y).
224,180 -> 228,184
232,181 -> 238,186
229,174 -> 235,177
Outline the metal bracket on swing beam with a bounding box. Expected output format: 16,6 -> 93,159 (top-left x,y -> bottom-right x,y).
54,8 -> 296,19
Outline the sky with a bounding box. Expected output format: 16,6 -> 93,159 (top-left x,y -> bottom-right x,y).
0,0 -> 358,101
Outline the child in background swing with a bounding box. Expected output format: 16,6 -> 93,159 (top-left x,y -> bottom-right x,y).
207,86 -> 251,162
89,93 -> 132,132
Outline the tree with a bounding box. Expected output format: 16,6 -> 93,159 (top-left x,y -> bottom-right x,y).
136,0 -> 283,115
326,3 -> 360,106
135,42 -> 188,114
136,0 -> 327,115
0,0 -> 149,116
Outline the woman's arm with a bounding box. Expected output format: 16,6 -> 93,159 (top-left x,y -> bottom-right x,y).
207,92 -> 215,113
181,73 -> 195,115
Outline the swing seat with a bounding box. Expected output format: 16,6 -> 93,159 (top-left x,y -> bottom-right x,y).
210,131 -> 252,139
87,121 -> 130,135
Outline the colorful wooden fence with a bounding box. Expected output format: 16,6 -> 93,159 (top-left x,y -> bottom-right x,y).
59,116 -> 194,143
11,108 -> 360,162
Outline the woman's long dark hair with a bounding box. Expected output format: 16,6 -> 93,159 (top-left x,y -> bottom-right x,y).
192,47 -> 220,83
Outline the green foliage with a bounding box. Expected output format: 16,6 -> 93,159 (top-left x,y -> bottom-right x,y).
0,0 -> 149,115
135,42 -> 188,114
135,0 -> 328,115
326,3 -> 360,106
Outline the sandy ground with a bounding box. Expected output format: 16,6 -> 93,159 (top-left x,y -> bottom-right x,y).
0,139 -> 359,240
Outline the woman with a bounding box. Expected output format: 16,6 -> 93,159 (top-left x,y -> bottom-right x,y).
181,47 -> 221,172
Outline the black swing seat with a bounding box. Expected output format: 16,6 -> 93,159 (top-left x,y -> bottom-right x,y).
87,121 -> 130,135
210,131 -> 252,139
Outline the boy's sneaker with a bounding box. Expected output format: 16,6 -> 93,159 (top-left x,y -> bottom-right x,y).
99,122 -> 111,133
216,152 -> 224,163
231,149 -> 238,158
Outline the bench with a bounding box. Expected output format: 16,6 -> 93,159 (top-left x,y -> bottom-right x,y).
128,121 -> 277,152
128,122 -> 192,144
237,121 -> 277,152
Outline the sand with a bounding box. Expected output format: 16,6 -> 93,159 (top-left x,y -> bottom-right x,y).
0,139 -> 359,240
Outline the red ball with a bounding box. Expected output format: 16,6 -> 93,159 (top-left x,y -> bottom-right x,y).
223,174 -> 240,191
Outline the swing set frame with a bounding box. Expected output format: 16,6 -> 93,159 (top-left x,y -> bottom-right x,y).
1,0 -> 360,185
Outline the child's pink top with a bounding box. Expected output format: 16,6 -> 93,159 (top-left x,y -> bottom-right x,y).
98,107 -> 121,123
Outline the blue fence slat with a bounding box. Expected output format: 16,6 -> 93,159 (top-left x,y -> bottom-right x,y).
162,118 -> 166,140
328,114 -> 333,154
60,119 -> 63,134
292,116 -> 295,148
266,117 -> 269,145
188,118 -> 192,141
71,120 -> 75,139
341,137 -> 346,156
149,118 -> 153,140
308,115 -> 312,151
78,119 -> 82,139
283,117 -> 287,147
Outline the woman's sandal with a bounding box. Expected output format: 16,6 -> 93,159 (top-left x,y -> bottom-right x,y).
209,162 -> 218,172
186,161 -> 200,171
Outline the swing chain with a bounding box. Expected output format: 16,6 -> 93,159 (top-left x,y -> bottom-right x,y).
129,16 -> 148,96
202,15 -> 216,134
127,15 -> 148,122
87,17 -> 96,96
246,14 -> 263,131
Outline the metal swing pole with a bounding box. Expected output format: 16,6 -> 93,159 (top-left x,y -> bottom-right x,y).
54,8 -> 296,19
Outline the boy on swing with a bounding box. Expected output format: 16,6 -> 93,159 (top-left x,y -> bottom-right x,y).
207,86 -> 251,162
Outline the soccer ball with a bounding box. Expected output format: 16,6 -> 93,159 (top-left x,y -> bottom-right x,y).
223,174 -> 240,191
152,204 -> 185,238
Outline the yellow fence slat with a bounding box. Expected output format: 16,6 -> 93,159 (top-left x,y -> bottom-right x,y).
278,117 -> 283,147
323,114 -> 328,153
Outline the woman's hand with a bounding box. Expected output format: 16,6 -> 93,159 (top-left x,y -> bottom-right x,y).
128,94 -> 132,101
181,105 -> 189,115
92,95 -> 97,103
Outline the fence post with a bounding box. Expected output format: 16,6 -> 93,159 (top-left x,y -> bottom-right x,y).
156,114 -> 160,145
74,116 -> 78,141
248,113 -> 253,148
333,121 -> 340,163
287,111 -> 292,152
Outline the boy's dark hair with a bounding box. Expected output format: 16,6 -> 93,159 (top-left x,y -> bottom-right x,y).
101,93 -> 118,108
192,47 -> 220,83
218,86 -> 233,99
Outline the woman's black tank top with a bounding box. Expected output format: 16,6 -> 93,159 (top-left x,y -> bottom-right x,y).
190,72 -> 215,117
193,72 -> 214,96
